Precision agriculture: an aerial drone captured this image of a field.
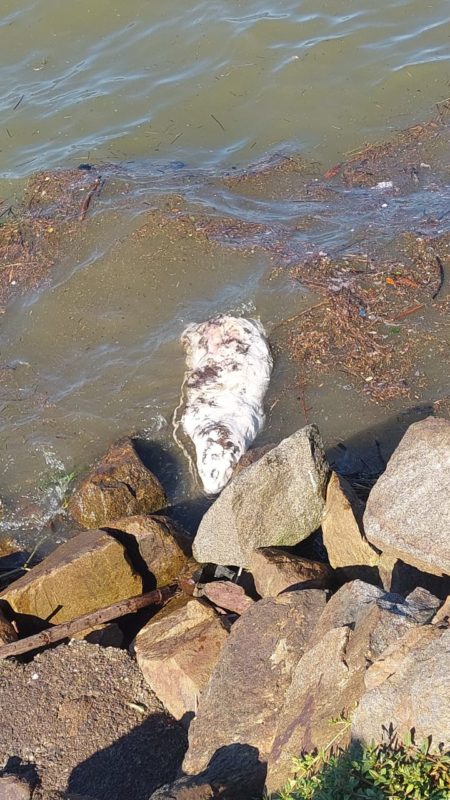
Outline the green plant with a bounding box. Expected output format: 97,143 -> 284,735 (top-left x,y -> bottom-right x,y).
272,739 -> 450,800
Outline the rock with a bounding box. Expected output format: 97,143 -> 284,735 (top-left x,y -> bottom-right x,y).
193,425 -> 329,568
105,515 -> 192,586
308,579 -> 383,647
266,581 -> 440,793
352,626 -> 450,749
149,777 -> 220,799
364,417 -> 450,576
249,547 -> 332,597
0,606 -> 18,645
433,594 -> 450,625
197,581 -> 254,615
0,775 -> 31,800
322,472 -> 380,573
80,622 -> 124,648
67,438 -> 166,529
183,589 -> 327,794
232,444 -> 275,478
266,626 -> 356,794
0,529 -> 142,627
0,641 -> 186,799
134,596 -> 228,721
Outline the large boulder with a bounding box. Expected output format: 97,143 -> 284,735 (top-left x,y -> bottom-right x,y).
322,472 -> 380,572
249,548 -> 332,597
193,426 -> 329,567
265,581 -> 441,793
183,589 -> 327,795
0,529 -> 142,627
364,417 -> 450,576
352,625 -> 450,749
105,514 -> 192,587
67,438 -> 166,529
134,596 -> 228,721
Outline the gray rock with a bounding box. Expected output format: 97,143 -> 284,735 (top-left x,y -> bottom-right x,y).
183,589 -> 327,793
364,416 -> 450,576
352,626 -> 450,750
193,425 -> 329,567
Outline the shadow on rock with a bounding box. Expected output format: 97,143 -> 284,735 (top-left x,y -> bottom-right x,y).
151,743 -> 265,800
67,714 -> 187,800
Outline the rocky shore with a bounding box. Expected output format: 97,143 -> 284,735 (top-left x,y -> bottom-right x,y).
0,415 -> 449,799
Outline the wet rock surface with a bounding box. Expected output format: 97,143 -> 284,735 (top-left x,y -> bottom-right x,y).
364,416 -> 450,576
192,425 -> 329,568
0,641 -> 186,800
67,438 -> 166,530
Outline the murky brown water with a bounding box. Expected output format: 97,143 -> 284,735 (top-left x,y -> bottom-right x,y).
1,0 -> 450,547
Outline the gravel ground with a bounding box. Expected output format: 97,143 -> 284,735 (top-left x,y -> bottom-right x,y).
0,641 -> 187,800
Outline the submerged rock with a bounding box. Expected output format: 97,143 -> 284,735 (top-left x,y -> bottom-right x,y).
67,438 -> 166,530
183,589 -> 326,794
192,425 -> 329,568
364,417 -> 450,576
134,596 -> 228,721
0,529 -> 142,628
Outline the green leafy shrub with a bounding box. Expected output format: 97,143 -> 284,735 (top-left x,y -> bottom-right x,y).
273,740 -> 450,800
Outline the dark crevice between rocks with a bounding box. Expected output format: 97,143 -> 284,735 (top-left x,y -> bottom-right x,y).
101,527 -> 161,645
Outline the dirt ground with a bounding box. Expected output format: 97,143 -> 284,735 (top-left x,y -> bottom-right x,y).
0,641 -> 187,800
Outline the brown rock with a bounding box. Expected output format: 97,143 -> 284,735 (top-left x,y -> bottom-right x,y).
364,417 -> 450,576
266,582 -> 440,793
67,438 -> 166,529
0,775 -> 31,800
183,589 -> 327,793
134,596 -> 228,721
198,581 -> 254,615
433,594 -> 450,625
232,444 -> 275,478
249,547 -> 332,597
106,514 -> 192,586
266,626 -> 356,793
352,626 -> 450,749
322,472 -> 380,571
308,579 -> 383,647
0,529 -> 142,627
0,606 -> 17,645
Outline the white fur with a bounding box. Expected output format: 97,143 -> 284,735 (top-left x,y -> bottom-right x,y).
175,315 -> 273,494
